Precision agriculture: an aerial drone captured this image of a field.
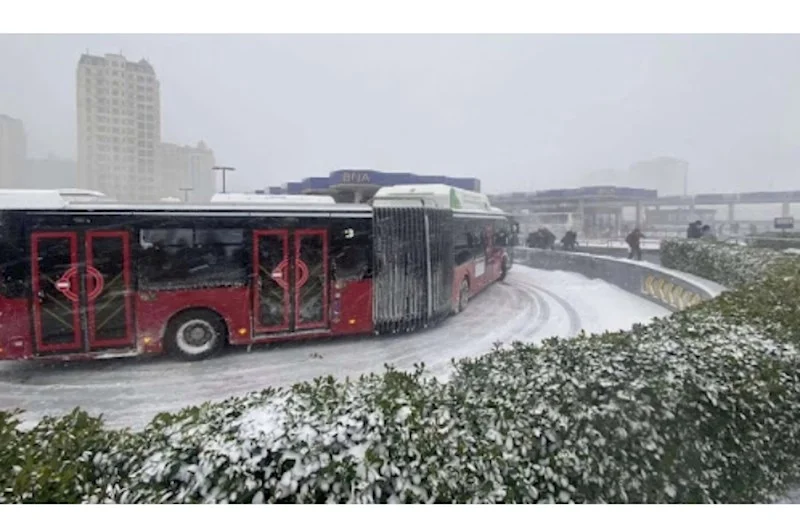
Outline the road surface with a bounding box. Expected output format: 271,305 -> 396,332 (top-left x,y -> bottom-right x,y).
0,266 -> 669,430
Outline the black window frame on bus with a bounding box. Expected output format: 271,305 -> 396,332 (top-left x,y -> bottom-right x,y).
493,217 -> 513,247
0,212 -> 28,299
329,217 -> 373,282
454,214 -> 504,265
137,221 -> 249,292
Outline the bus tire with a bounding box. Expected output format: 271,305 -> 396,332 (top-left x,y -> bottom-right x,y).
165,309 -> 226,361
457,278 -> 470,313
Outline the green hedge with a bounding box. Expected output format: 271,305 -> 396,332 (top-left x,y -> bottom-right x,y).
746,232 -> 800,251
2,239 -> 800,503
660,238 -> 800,347
660,238 -> 790,289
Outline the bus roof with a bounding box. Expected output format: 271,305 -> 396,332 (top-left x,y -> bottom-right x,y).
0,188 -> 115,209
373,184 -> 507,215
210,193 -> 336,205
0,189 -> 371,217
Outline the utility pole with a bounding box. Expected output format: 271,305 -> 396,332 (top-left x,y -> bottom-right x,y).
179,187 -> 193,202
213,165 -> 236,194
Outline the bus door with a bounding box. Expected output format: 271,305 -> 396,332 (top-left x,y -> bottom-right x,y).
31,230 -> 134,354
252,228 -> 329,334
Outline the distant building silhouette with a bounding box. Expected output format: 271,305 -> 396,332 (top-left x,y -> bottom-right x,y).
0,114 -> 27,188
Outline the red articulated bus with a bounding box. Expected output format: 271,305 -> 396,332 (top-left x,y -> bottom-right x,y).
0,186 -> 516,362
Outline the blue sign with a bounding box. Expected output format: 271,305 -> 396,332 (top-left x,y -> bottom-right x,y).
285,182 -> 303,194
272,170 -> 482,194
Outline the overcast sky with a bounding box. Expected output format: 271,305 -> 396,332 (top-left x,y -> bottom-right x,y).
2,34 -> 800,194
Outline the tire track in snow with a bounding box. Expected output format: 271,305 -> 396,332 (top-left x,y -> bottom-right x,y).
529,284 -> 583,337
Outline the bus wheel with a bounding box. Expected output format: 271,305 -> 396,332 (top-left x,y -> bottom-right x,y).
457,278 -> 470,313
166,310 -> 226,361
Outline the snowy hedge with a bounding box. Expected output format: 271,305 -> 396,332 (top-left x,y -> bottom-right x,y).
660,238 -> 800,349
2,241 -> 800,503
747,232 -> 800,251
660,238 -> 791,289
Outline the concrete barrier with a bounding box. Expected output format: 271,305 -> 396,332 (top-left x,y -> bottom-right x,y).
574,246 -> 661,265
513,247 -> 725,311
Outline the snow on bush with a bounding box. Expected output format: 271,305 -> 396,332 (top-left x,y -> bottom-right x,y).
661,239 -> 800,347
660,238 -> 791,289
0,409 -> 128,503
2,239 -> 800,503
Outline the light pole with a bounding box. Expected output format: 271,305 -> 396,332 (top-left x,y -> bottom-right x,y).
179,187 -> 193,202
213,165 -> 235,194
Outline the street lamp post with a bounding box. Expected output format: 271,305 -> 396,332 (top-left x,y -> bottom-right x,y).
179,187 -> 193,202
213,165 -> 236,194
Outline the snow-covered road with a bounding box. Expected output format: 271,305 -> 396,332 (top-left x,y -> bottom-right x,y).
0,266 -> 669,430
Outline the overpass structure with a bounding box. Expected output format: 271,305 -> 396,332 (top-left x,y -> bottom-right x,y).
490,187 -> 800,236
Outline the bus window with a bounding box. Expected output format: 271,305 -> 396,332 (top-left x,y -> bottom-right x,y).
0,216 -> 26,298
454,220 -> 472,266
138,227 -> 247,290
493,219 -> 512,246
330,225 -> 372,281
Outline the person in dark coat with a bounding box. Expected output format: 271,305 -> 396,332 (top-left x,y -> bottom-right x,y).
561,230 -> 578,251
540,228 -> 556,250
701,224 -> 717,241
687,220 -> 703,239
626,227 -> 645,260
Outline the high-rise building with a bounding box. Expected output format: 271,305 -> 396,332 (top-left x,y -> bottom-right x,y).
0,114 -> 27,188
157,141 -> 216,202
76,53 -> 161,201
628,157 -> 689,197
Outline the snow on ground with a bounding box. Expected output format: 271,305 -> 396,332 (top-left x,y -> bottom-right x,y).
0,266 -> 669,430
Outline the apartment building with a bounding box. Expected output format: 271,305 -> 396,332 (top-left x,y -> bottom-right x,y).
76,53 -> 161,201
0,114 -> 27,188
157,140 -> 216,202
